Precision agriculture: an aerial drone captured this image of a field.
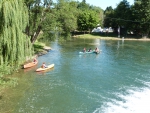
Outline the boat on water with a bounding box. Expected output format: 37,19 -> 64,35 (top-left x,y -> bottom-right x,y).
79,50 -> 101,54
36,64 -> 55,72
23,61 -> 38,69
93,51 -> 101,54
79,51 -> 94,54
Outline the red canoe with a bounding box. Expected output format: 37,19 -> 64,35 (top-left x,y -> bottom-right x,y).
24,61 -> 38,69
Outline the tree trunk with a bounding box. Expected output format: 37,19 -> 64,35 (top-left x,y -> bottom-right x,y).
30,25 -> 42,44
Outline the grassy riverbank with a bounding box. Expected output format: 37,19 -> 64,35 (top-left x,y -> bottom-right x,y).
33,42 -> 51,56
75,34 -> 150,41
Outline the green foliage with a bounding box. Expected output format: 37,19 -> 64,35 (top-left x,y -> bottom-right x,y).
103,0 -> 150,38
133,0 -> 150,37
25,0 -> 103,41
24,0 -> 55,43
55,0 -> 78,39
90,6 -> 103,26
104,6 -> 115,27
0,0 -> 33,76
77,0 -> 103,32
77,0 -> 90,10
33,42 -> 45,54
104,0 -> 134,30
114,0 -> 132,27
77,10 -> 100,32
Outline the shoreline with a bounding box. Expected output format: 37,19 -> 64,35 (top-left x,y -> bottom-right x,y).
74,34 -> 150,41
36,46 -> 51,56
25,46 -> 51,63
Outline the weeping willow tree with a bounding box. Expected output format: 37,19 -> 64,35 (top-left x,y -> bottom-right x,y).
0,0 -> 33,77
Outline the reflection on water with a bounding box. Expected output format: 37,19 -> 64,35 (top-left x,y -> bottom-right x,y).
4,38 -> 150,113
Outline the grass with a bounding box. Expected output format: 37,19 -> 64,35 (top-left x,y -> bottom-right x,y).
77,33 -> 122,40
75,33 -> 150,41
33,42 -> 45,54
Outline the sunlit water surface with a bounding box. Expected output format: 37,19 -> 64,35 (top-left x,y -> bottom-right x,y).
13,38 -> 150,113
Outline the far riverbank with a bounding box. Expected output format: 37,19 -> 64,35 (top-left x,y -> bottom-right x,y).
74,34 -> 150,41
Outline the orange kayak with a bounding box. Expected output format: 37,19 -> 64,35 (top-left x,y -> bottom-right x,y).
24,61 -> 38,69
36,64 -> 54,72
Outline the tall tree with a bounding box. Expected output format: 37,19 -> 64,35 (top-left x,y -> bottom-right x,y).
77,0 -> 89,10
77,0 -> 103,32
56,0 -> 78,39
104,6 -> 115,27
0,0 -> 32,75
114,0 -> 131,27
138,0 -> 150,38
89,5 -> 103,27
24,0 -> 53,43
130,1 -> 141,35
77,10 -> 100,32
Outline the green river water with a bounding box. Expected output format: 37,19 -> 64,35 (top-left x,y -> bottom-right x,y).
2,38 -> 150,113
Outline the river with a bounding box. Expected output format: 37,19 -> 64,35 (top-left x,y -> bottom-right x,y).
5,38 -> 150,113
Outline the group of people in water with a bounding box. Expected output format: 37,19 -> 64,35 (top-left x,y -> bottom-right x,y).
83,47 -> 99,53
